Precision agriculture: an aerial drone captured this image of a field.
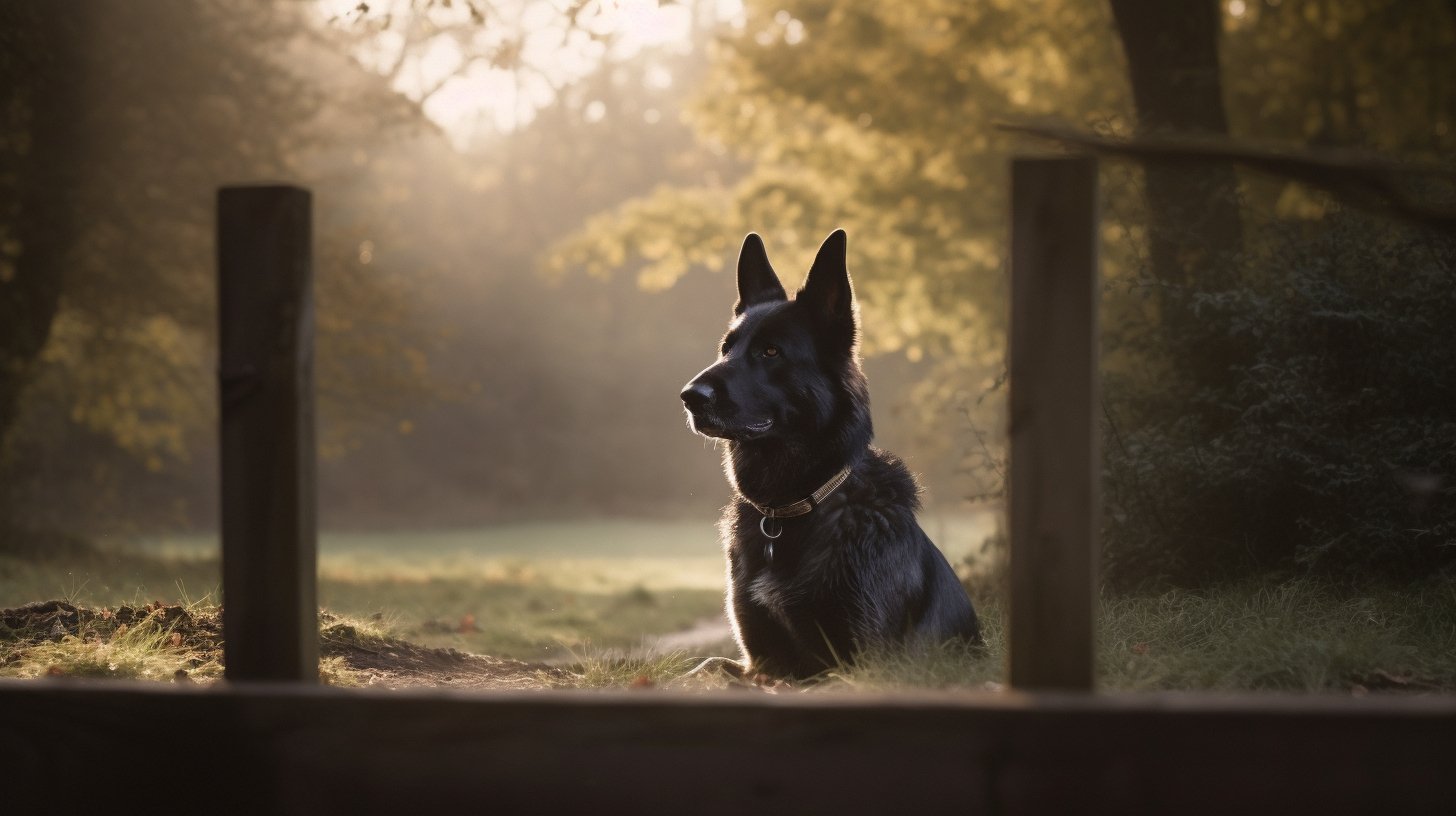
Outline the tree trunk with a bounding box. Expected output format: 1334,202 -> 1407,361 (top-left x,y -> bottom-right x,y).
0,6 -> 90,472
1108,0 -> 1243,282
1107,0 -> 1245,387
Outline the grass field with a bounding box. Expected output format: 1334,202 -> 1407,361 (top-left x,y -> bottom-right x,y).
4,514 -> 1454,693
0,515 -> 993,663
833,578 -> 1456,694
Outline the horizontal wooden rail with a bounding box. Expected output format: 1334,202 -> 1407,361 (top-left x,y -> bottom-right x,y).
2,680 -> 1453,815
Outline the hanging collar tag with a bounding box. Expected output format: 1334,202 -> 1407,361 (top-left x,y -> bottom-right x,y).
743,466 -> 853,561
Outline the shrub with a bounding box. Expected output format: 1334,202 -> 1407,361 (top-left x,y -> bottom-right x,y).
1102,210 -> 1456,588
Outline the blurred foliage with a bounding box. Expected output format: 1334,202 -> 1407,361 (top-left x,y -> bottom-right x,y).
1222,0 -> 1456,153
1104,213 -> 1456,586
549,0 -> 1456,367
550,1 -> 1126,373
3,1 -> 772,534
0,1 -> 445,532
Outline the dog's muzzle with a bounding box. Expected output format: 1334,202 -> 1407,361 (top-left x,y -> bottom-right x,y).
681,380 -> 728,437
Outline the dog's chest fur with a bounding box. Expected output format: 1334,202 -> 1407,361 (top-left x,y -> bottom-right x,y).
724,505 -> 865,649
733,505 -> 853,616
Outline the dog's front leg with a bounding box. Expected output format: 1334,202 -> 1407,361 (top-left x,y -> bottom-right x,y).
729,588 -> 815,678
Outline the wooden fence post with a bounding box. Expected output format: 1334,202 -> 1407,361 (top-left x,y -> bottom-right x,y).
217,185 -> 317,683
1007,157 -> 1099,691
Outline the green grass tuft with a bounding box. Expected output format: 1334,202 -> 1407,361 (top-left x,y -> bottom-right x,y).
550,649 -> 715,690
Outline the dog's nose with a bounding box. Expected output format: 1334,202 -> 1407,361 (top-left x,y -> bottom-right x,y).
680,382 -> 715,411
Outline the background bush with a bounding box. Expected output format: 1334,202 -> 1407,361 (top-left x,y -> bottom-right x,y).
1102,210 -> 1456,588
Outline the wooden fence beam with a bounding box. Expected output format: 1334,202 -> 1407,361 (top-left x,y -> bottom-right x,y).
1008,157 -> 1100,691
4,681 -> 1455,815
217,185 -> 317,683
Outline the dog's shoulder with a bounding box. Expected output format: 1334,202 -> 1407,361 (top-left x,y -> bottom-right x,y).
840,447 -> 924,518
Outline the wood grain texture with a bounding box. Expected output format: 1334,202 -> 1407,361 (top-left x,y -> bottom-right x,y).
217,185 -> 317,683
1008,158 -> 1100,691
1,681 -> 1453,815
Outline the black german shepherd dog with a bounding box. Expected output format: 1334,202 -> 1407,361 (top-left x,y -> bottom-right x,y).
680,230 -> 981,680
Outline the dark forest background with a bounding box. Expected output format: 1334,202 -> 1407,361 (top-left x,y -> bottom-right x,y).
1,0 -> 1454,589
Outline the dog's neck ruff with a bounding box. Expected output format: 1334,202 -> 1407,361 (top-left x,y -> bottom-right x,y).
742,464 -> 852,545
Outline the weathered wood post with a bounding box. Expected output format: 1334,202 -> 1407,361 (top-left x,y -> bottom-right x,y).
1007,157 -> 1099,691
217,185 -> 317,683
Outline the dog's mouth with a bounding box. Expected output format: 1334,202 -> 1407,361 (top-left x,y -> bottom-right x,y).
686,411 -> 774,441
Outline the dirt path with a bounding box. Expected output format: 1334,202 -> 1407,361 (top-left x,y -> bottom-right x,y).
647,616 -> 734,655
325,632 -> 565,689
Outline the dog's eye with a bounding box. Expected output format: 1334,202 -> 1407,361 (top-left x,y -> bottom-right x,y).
762,346 -> 780,358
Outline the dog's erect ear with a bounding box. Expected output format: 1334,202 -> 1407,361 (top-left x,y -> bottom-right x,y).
799,229 -> 855,330
735,233 -> 786,315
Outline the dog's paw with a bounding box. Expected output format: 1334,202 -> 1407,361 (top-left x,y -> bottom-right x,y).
751,672 -> 790,691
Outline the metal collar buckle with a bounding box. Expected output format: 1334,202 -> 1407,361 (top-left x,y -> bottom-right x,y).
745,466 -> 853,564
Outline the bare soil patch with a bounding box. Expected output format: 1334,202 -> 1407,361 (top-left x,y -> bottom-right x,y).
0,600 -> 566,689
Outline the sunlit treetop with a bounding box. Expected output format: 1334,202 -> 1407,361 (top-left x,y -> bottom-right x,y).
319,0 -> 745,144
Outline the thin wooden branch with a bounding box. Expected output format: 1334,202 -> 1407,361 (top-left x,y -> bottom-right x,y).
999,122 -> 1456,232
